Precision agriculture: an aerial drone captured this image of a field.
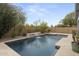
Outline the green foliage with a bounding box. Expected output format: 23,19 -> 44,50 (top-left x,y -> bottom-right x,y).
39,21 -> 49,33
11,30 -> 17,38
45,28 -> 51,33
11,24 -> 27,37
62,18 -> 76,27
26,24 -> 35,33
72,30 -> 77,42
25,20 -> 49,33
75,34 -> 79,44
0,4 -> 26,38
59,12 -> 77,27
33,20 -> 49,33
72,30 -> 79,44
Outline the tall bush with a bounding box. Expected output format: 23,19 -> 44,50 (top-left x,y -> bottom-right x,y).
0,4 -> 26,38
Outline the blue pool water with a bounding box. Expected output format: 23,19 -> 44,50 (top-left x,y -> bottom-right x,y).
5,34 -> 67,56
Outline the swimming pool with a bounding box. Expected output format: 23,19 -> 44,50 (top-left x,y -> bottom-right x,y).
5,34 -> 67,56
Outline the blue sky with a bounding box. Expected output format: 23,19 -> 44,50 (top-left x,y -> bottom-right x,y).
13,3 -> 75,26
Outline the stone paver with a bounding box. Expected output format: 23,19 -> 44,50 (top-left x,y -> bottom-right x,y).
0,43 -> 20,56
55,34 -> 79,56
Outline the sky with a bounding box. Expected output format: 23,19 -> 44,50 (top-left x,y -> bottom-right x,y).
13,3 -> 75,26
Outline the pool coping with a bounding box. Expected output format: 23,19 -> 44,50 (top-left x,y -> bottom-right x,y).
1,34 -> 46,44
0,33 -> 69,56
55,34 -> 79,56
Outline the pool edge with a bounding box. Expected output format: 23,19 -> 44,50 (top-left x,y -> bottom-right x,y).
1,33 -> 69,56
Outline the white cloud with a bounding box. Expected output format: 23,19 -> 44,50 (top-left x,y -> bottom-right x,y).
26,4 -> 57,26
26,5 -> 53,19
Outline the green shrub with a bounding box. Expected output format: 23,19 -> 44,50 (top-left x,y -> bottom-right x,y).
10,24 -> 27,38
11,31 -> 17,38
72,30 -> 79,44
72,30 -> 76,42
71,30 -> 79,53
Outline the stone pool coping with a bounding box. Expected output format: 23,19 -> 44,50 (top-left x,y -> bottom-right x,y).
0,33 -> 46,56
0,43 -> 20,56
55,34 -> 79,56
0,33 -> 73,56
1,34 -> 45,43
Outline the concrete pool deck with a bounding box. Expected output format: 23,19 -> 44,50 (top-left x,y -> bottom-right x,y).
55,34 -> 79,56
0,33 -> 79,56
0,43 -> 20,56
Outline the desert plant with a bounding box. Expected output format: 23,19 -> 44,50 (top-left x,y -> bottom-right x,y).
72,30 -> 79,53
72,30 -> 76,42
72,29 -> 79,44
45,28 -> 51,33
75,33 -> 79,44
11,31 -> 17,38
10,24 -> 27,38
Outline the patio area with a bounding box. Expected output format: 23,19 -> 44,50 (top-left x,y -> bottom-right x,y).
55,34 -> 79,56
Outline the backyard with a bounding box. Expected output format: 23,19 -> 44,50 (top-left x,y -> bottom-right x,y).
0,3 -> 79,56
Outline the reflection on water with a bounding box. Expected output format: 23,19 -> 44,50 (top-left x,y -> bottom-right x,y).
6,34 -> 67,56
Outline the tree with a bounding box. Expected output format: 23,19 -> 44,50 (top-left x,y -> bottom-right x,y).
26,24 -> 34,33
11,24 -> 27,38
32,20 -> 49,33
39,21 -> 49,33
0,4 -> 26,38
60,12 -> 77,27
33,20 -> 41,32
